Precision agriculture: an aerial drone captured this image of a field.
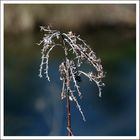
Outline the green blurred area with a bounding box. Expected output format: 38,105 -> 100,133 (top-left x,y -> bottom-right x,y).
4,4 -> 135,34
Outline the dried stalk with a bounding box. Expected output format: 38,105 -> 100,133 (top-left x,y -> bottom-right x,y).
67,91 -> 72,136
37,26 -> 105,136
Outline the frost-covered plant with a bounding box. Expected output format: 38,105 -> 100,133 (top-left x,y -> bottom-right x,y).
37,26 -> 105,136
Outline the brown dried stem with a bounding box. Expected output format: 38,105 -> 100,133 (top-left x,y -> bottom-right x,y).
66,90 -> 72,136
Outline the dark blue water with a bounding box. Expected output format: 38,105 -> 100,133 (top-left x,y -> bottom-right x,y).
4,28 -> 136,136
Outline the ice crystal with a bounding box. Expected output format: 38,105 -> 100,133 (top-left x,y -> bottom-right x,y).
37,26 -> 105,121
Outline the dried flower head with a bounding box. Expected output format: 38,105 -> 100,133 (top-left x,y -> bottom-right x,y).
37,26 -> 105,121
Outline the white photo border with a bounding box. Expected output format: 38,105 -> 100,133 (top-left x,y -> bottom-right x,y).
0,0 -> 139,139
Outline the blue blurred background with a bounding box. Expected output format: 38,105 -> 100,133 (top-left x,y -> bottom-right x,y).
4,4 -> 136,136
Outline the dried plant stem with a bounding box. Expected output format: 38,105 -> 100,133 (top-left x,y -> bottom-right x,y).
66,91 -> 72,136
66,69 -> 72,136
37,26 -> 105,136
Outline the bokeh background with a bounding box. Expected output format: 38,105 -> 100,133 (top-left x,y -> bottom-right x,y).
4,4 -> 136,136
